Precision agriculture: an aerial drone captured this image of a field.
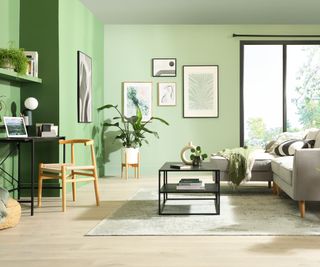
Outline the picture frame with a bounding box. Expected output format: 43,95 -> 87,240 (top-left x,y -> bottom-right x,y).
3,116 -> 28,138
123,82 -> 152,121
77,51 -> 92,123
152,58 -> 176,77
183,65 -> 219,118
158,82 -> 176,106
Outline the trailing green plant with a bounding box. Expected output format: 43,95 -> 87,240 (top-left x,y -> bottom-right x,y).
0,42 -> 28,74
190,146 -> 208,161
97,104 -> 169,148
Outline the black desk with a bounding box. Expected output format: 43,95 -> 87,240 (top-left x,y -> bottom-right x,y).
0,136 -> 65,215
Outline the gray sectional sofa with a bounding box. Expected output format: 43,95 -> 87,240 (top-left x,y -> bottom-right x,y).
210,129 -> 320,218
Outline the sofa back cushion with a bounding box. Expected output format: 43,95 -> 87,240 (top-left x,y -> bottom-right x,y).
274,139 -> 314,156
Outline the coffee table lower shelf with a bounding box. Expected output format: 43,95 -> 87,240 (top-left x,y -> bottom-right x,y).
159,183 -> 220,216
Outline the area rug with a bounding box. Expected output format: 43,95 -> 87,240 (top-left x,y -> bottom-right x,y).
87,187 -> 320,236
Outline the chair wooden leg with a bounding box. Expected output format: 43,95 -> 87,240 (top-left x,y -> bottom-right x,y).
61,167 -> 67,212
299,201 -> 305,218
71,171 -> 76,202
93,169 -> 100,206
134,166 -> 137,178
38,164 -> 43,208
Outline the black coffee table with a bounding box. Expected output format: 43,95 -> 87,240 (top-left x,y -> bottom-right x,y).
158,162 -> 220,215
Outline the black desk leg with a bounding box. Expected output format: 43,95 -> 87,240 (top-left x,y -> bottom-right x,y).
31,141 -> 34,216
158,170 -> 161,215
18,143 -> 21,200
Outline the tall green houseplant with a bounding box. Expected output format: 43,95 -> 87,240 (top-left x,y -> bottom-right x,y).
97,104 -> 169,148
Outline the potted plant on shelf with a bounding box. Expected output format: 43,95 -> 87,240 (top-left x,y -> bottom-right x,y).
190,146 -> 208,166
0,43 -> 28,74
97,104 -> 169,165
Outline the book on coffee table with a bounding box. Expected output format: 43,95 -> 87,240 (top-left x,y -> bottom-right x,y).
176,178 -> 205,190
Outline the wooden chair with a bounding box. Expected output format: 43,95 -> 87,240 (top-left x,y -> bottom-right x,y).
121,150 -> 140,180
38,139 -> 100,212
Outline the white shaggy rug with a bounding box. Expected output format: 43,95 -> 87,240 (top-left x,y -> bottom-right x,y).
87,187 -> 320,236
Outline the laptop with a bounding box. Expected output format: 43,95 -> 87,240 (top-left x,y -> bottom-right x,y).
3,116 -> 28,138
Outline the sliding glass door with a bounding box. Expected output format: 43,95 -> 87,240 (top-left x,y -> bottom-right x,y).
241,41 -> 320,148
286,45 -> 320,131
242,45 -> 283,147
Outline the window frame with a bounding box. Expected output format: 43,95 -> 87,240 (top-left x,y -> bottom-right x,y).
240,40 -> 320,147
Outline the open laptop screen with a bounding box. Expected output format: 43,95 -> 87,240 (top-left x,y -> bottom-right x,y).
3,117 -> 28,138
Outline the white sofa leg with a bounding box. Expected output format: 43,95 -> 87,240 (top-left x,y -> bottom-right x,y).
299,201 -> 305,218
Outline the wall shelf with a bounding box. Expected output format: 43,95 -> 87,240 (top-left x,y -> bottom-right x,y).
0,68 -> 42,84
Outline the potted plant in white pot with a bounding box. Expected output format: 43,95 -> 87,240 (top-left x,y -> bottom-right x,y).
98,104 -> 169,165
0,43 -> 28,74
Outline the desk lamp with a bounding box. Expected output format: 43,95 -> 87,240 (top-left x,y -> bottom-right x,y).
24,97 -> 38,126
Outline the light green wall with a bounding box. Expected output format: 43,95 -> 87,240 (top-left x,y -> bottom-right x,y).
0,0 -> 20,117
104,25 -> 320,176
0,0 -> 20,189
59,0 -> 104,173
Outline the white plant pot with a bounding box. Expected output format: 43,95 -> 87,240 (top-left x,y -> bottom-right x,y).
122,147 -> 139,164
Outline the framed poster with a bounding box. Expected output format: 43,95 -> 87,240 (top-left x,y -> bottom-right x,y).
158,82 -> 176,106
123,82 -> 152,121
77,51 -> 92,123
152,58 -> 176,77
183,65 -> 219,118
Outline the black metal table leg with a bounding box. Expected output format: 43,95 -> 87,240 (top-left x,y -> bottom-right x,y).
158,170 -> 161,214
30,140 -> 34,216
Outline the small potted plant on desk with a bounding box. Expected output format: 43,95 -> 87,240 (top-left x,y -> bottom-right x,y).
97,104 -> 169,172
190,146 -> 208,166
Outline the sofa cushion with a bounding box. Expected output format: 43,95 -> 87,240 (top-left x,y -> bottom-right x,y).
271,156 -> 293,185
268,131 -> 306,154
211,151 -> 274,172
274,139 -> 314,156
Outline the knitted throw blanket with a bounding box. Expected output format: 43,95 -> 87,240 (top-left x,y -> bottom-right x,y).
217,147 -> 255,186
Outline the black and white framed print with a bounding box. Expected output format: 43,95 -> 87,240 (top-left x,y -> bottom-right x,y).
158,82 -> 176,106
152,58 -> 176,77
77,51 -> 92,123
183,65 -> 219,118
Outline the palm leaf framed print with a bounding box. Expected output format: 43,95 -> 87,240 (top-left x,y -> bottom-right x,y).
183,65 -> 219,118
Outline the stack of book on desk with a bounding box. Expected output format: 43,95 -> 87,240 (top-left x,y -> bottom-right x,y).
176,178 -> 205,190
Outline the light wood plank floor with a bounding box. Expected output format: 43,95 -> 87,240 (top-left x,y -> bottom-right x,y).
1,176 -> 320,267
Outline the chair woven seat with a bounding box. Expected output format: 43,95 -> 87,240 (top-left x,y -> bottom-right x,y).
42,163 -> 95,172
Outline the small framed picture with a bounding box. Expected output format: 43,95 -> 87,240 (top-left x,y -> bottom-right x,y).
123,82 -> 152,121
158,82 -> 176,106
152,58 -> 176,77
3,116 -> 28,138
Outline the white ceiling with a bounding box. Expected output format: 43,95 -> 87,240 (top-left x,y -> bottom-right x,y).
80,0 -> 320,24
